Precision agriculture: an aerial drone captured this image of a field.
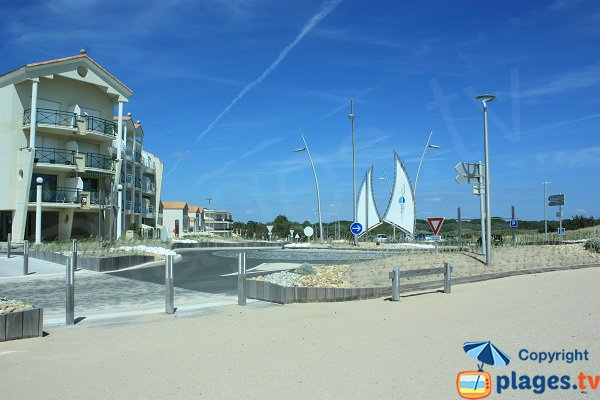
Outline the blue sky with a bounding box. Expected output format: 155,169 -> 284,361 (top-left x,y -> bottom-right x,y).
1,0 -> 598,223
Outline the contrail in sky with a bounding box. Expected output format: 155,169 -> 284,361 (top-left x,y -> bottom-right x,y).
194,0 -> 343,144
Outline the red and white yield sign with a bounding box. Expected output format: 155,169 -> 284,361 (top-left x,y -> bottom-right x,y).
427,217 -> 445,235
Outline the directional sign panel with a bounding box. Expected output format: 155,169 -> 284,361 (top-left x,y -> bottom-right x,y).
454,162 -> 481,177
548,194 -> 565,206
350,222 -> 363,235
456,174 -> 481,184
427,217 -> 445,235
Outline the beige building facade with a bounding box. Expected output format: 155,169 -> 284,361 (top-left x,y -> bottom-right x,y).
0,51 -> 162,242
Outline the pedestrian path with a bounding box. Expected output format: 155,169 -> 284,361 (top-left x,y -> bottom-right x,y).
0,254 -> 73,279
0,255 -> 246,328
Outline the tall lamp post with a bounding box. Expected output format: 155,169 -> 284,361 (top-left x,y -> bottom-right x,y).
35,177 -> 43,244
413,131 -> 441,237
414,131 -> 441,196
543,181 -> 550,242
348,98 -> 358,246
295,133 -> 324,242
476,94 -> 496,267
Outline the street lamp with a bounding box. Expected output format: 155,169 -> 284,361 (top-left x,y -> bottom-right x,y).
413,131 -> 441,239
35,177 -> 43,244
476,94 -> 496,267
348,98 -> 358,246
116,183 -> 123,240
295,133 -> 324,242
414,131 -> 441,197
543,181 -> 551,242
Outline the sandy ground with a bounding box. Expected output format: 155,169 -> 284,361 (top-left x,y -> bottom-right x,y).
343,243 -> 600,287
1,267 -> 599,399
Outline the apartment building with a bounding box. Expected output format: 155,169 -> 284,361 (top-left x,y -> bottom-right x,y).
117,115 -> 163,237
0,51 -> 162,242
204,209 -> 233,237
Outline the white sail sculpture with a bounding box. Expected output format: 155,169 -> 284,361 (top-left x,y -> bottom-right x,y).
356,166 -> 383,235
382,152 -> 416,237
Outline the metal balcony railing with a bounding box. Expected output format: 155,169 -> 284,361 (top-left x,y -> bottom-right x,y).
134,202 -> 142,213
125,147 -> 134,158
134,152 -> 141,163
142,204 -> 155,215
86,116 -> 116,137
143,181 -> 156,192
141,156 -> 155,170
85,153 -> 113,170
29,187 -> 81,204
23,108 -> 77,128
34,148 -> 75,165
125,200 -> 134,212
125,173 -> 134,185
89,190 -> 108,205
134,177 -> 142,189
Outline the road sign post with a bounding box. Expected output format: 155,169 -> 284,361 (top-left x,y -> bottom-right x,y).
511,206 -> 517,243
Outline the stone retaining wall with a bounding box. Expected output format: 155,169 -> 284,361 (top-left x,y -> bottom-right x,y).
29,250 -> 155,272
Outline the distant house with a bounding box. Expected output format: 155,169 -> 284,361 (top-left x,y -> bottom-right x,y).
188,206 -> 204,232
160,201 -> 188,237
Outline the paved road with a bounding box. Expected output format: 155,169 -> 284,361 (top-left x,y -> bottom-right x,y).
109,248 -> 384,294
0,248 -> 385,326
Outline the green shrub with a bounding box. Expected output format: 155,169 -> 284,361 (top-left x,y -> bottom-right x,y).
584,238 -> 600,253
294,263 -> 315,276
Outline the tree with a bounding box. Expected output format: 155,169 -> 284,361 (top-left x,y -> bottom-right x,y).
272,215 -> 291,239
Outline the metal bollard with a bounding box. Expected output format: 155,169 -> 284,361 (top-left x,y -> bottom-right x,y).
444,262 -> 452,294
389,266 -> 400,301
23,240 -> 29,275
7,233 -> 11,259
66,256 -> 75,325
72,239 -> 78,271
238,252 -> 246,306
165,255 -> 174,314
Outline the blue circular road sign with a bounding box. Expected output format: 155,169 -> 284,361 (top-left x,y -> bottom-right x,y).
350,222 -> 363,235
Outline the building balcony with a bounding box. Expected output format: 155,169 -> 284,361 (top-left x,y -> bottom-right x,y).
23,109 -> 116,141
125,200 -> 134,214
29,186 -> 81,205
34,147 -> 113,172
124,173 -> 134,187
86,115 -> 116,137
134,177 -> 142,190
141,156 -> 155,170
134,152 -> 142,163
23,108 -> 76,129
34,147 -> 75,166
85,152 -> 113,171
142,181 -> 156,193
142,204 -> 155,217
